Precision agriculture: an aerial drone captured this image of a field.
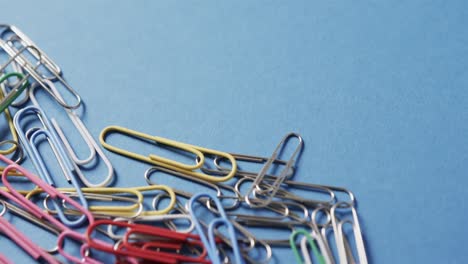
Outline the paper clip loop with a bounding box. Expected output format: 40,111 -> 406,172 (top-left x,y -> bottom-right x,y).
0,154 -> 105,264
331,202 -> 368,264
100,125 -> 237,182
86,219 -> 209,264
13,105 -> 89,227
0,72 -> 29,113
0,25 -> 81,109
244,132 -> 303,208
0,201 -> 60,264
0,24 -> 62,79
189,192 -> 245,264
29,80 -> 114,187
290,229 -> 326,264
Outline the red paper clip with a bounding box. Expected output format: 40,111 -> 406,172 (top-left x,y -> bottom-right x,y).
87,219 -> 211,264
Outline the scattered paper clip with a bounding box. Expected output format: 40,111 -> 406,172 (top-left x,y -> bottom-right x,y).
100,125 -> 237,182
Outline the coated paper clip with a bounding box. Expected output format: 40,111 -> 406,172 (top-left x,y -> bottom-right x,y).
13,105 -> 89,227
0,154 -> 106,264
290,229 -> 326,264
86,219 -> 210,264
0,72 -> 29,114
100,125 -> 237,182
0,200 -> 60,264
0,254 -> 11,264
189,192 -> 245,264
29,80 -> 114,187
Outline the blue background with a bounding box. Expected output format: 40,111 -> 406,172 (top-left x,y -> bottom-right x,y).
1,1 -> 467,263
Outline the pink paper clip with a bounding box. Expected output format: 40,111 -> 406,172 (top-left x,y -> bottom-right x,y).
0,154 -> 110,264
0,202 -> 59,264
0,253 -> 12,264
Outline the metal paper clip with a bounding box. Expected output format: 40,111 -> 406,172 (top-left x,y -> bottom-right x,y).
29,80 -> 114,187
145,166 -> 242,210
243,133 -> 303,208
235,176 -> 336,208
331,202 -> 367,264
0,25 -> 81,109
0,25 -> 62,79
100,125 -> 237,182
213,152 -> 295,179
305,207 -> 336,264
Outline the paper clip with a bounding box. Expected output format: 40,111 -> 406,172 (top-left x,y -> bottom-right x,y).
0,198 -> 62,254
189,192 -> 245,264
234,176 -> 336,208
107,213 -> 195,240
0,254 -> 11,264
0,154 -> 110,264
243,133 -> 303,208
213,152 -> 295,179
0,84 -> 22,158
0,25 -> 62,79
145,166 -> 242,210
331,202 -> 368,264
0,202 -> 60,264
86,219 -> 210,264
0,25 -> 81,109
0,72 -> 29,113
0,54 -> 28,107
29,80 -> 114,187
28,185 -> 176,218
306,207 -> 335,264
0,140 -> 24,177
290,229 -> 326,264
100,125 -> 237,182
152,189 -> 273,263
13,105 -> 89,227
0,154 -> 95,227
26,187 -> 144,218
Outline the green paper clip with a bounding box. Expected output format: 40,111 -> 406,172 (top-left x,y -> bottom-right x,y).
0,72 -> 29,113
290,229 -> 326,264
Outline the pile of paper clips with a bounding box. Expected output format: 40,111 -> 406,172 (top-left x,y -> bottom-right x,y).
0,25 -> 368,264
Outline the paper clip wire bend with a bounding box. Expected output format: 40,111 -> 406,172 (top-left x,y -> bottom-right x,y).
13,106 -> 89,227
0,29 -> 81,109
189,192 -> 245,264
29,81 -> 114,187
100,125 -> 237,182
290,229 -> 326,264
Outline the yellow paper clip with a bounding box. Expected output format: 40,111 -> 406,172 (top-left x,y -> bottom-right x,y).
0,89 -> 24,176
99,126 -> 237,182
26,185 -> 176,218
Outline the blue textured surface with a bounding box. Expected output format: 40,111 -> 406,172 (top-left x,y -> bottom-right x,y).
0,1 -> 467,263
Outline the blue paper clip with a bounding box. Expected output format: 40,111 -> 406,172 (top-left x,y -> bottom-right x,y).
13,105 -> 88,227
188,192 -> 245,264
